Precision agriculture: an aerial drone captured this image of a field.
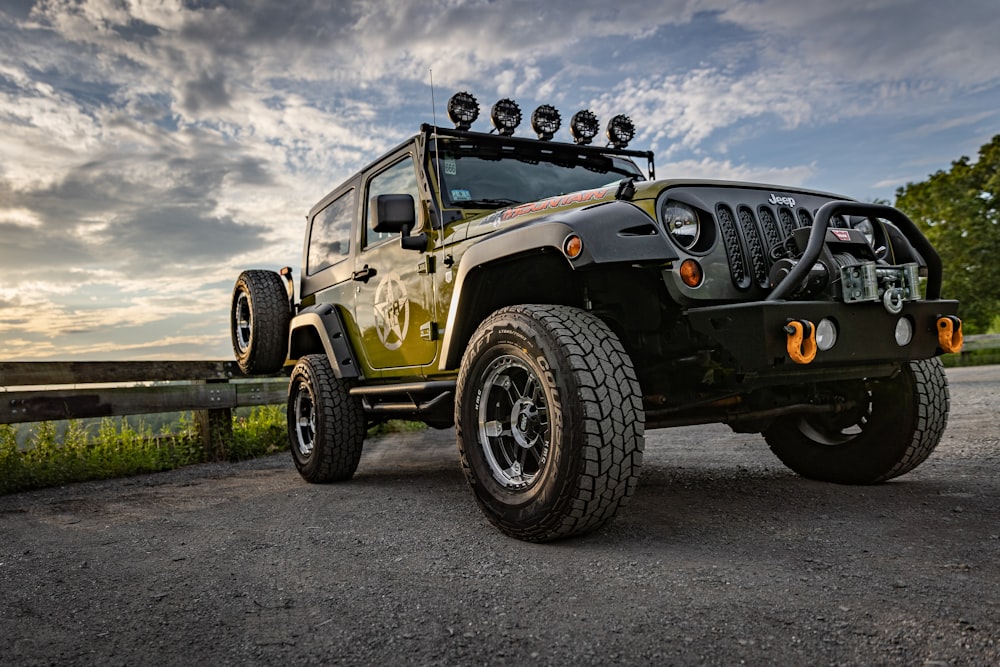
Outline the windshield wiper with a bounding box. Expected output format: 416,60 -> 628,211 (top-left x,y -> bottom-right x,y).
453,198 -> 521,209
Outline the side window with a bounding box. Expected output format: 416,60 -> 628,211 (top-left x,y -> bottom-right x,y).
307,189 -> 355,275
365,157 -> 419,249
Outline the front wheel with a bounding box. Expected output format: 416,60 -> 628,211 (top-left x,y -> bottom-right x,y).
763,358 -> 950,484
455,305 -> 645,542
287,354 -> 366,483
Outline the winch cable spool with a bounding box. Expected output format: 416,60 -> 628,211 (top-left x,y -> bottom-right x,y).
936,315 -> 964,354
784,319 -> 818,364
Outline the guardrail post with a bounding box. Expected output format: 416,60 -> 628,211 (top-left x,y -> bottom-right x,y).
196,379 -> 232,461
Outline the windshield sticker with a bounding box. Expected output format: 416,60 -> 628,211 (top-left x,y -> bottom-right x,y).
443,157 -> 457,175
480,187 -> 611,225
451,189 -> 472,201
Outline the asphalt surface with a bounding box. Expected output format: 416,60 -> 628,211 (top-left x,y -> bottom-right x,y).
1,364 -> 998,666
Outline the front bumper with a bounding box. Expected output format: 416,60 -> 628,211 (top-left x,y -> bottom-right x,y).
686,299 -> 960,372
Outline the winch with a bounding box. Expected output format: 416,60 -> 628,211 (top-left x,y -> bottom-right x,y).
767,225 -> 921,313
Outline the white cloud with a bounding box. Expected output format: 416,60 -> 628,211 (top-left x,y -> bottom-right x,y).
659,156 -> 816,187
1,0 -> 998,360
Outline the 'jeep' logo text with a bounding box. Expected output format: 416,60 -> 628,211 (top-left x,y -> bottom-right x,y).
768,194 -> 796,207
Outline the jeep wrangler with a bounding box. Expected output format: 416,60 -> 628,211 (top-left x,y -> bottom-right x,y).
231,92 -> 962,542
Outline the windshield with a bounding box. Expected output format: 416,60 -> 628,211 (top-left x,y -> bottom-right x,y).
432,141 -> 644,209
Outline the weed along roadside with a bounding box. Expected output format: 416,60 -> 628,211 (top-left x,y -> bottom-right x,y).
1,339 -> 997,496
0,406 -> 286,495
0,361 -> 286,494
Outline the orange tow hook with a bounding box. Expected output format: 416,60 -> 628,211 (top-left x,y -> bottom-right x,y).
936,315 -> 964,354
784,319 -> 817,364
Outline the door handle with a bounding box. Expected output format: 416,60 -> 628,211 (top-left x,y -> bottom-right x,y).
352,265 -> 377,283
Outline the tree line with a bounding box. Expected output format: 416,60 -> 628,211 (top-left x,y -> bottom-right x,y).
895,134 -> 1000,333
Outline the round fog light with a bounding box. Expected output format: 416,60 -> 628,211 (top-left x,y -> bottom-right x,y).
816,318 -> 838,351
894,317 -> 913,347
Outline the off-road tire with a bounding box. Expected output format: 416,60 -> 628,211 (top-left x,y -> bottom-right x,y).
763,357 -> 949,484
287,354 -> 366,483
231,270 -> 290,375
455,304 -> 645,542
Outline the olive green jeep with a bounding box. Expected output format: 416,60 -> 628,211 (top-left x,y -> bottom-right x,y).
231,92 -> 962,542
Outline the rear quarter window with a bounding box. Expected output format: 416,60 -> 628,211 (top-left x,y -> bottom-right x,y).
307,189 -> 355,275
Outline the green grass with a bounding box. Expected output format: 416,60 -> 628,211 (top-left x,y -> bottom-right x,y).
0,406 -> 285,496
941,348 -> 1000,367
0,408 -> 428,497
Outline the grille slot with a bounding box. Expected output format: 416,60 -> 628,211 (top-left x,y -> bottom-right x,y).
778,207 -> 797,237
756,206 -> 784,257
797,208 -> 814,228
738,206 -> 769,288
716,204 -> 751,289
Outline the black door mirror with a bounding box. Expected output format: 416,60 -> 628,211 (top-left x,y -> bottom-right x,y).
371,194 -> 427,252
371,194 -> 415,233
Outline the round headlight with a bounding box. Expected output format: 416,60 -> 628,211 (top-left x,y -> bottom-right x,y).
895,317 -> 913,347
660,201 -> 700,250
816,318 -> 838,351
854,218 -> 875,246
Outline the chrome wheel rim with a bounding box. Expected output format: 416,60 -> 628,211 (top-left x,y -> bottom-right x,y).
234,290 -> 252,354
292,379 -> 317,459
477,355 -> 550,489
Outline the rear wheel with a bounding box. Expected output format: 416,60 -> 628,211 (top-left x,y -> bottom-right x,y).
231,270 -> 290,375
455,304 -> 644,542
763,358 -> 949,483
287,354 -> 366,483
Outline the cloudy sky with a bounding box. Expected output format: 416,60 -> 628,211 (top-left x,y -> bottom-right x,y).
1,0 -> 998,362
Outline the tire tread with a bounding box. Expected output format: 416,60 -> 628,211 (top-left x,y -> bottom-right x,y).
456,304 -> 644,542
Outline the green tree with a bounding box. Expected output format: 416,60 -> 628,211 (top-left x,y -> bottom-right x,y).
894,135 -> 1000,333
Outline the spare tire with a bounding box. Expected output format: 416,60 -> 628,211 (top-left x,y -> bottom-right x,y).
231,270 -> 291,375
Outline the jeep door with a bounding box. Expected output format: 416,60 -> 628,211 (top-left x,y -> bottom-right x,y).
352,152 -> 437,373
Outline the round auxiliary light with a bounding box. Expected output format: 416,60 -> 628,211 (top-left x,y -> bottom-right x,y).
895,316 -> 913,347
569,109 -> 599,145
531,104 -> 561,141
606,114 -> 635,149
679,259 -> 703,287
815,318 -> 838,351
490,98 -> 522,136
447,91 -> 479,131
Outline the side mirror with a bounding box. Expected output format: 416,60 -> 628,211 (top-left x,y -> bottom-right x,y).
372,194 -> 428,252
371,194 -> 415,234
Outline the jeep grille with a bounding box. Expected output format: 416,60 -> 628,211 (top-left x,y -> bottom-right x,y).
714,202 -> 829,291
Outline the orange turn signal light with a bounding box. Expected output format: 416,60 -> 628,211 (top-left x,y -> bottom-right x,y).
679,259 -> 703,287
563,234 -> 583,259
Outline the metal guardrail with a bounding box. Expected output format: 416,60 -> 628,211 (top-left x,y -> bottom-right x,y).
958,333 -> 1000,351
1,336 -> 996,451
944,333 -> 1000,367
0,361 -> 287,458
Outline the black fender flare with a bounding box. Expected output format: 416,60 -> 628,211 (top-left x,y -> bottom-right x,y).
288,304 -> 361,378
439,200 -> 678,370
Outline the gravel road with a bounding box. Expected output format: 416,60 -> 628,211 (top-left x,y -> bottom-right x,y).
1,365 -> 998,666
